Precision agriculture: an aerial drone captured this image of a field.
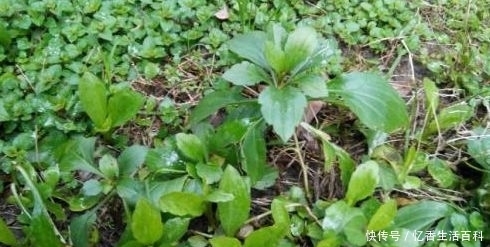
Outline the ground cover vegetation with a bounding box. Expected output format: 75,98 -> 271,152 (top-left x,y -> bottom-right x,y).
0,0 -> 489,246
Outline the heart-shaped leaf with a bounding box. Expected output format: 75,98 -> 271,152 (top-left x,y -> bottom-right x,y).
258,86 -> 307,142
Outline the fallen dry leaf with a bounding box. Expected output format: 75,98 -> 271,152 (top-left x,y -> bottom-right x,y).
214,5 -> 229,20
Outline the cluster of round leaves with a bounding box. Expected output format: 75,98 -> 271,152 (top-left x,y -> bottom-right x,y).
298,0 -> 426,51
0,0 -> 236,164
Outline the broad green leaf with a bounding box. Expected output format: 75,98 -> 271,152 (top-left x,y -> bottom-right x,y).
228,31 -> 269,69
378,164 -> 398,190
145,147 -> 184,174
427,158 -> 457,188
188,235 -> 208,247
107,89 -> 145,127
427,102 -> 473,134
328,72 -> 409,133
296,74 -> 328,98
402,176 -> 422,189
242,125 -> 269,185
159,192 -> 206,217
218,166 -> 251,236
322,200 -> 364,233
265,41 -> 287,76
161,217 -> 190,244
268,24 -> 288,48
423,78 -> 439,112
58,137 -> 102,176
345,161 -> 380,206
205,190 -> 234,203
116,178 -> 144,205
271,199 -> 290,233
222,61 -> 270,86
131,198 -> 163,245
175,133 -> 207,163
210,236 -> 242,247
28,214 -> 63,247
0,23 -> 12,47
118,145 -> 148,176
211,119 -> 250,148
0,216 -> 16,246
258,86 -> 307,142
243,225 -> 284,247
467,127 -> 490,169
196,163 -> 222,184
344,214 -> 367,246
284,26 -> 318,73
81,179 -> 102,196
98,154 -> 119,179
189,89 -> 244,126
120,241 -> 144,247
70,211 -> 96,247
149,176 -> 187,204
394,200 -> 453,231
69,196 -> 100,212
78,72 -> 108,129
317,236 -> 341,247
367,199 -> 397,231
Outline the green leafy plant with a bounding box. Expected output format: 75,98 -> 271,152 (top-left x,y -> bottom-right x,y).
194,24 -> 408,143
78,72 -> 145,134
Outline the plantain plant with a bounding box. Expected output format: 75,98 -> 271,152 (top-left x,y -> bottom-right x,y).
190,24 -> 410,187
